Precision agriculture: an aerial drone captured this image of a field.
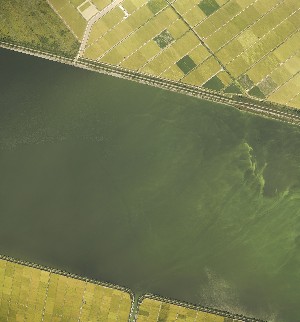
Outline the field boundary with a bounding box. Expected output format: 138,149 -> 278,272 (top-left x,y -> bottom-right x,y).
1,40 -> 300,128
0,254 -> 265,322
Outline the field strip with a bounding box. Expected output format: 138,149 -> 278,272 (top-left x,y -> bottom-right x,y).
286,85 -> 300,105
75,0 -> 125,62
1,41 -> 300,127
94,4 -> 170,61
119,17 -> 183,68
232,25 -> 300,81
265,64 -> 300,99
200,0 -> 260,40
165,0 -> 241,92
224,8 -> 300,68
156,42 -> 215,82
136,27 -> 189,71
134,294 -> 266,322
272,72 -> 300,105
247,43 -> 300,91
262,46 -> 300,93
288,93 -> 300,106
212,0 -> 282,55
157,42 -> 204,78
84,0 -> 150,52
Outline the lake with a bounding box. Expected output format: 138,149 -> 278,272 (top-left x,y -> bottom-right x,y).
0,48 -> 300,322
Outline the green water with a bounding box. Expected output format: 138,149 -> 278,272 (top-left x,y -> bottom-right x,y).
0,48 -> 300,322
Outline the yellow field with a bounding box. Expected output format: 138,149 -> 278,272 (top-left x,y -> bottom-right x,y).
45,0 -> 300,108
47,0 -> 88,40
0,258 -> 132,321
136,297 -> 240,322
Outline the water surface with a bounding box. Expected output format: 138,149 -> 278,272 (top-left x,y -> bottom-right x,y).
1,48 -> 300,322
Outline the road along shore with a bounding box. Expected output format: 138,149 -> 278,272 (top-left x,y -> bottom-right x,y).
1,40 -> 299,128
0,254 -> 265,322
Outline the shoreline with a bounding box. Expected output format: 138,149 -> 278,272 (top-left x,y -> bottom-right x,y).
1,40 -> 300,128
0,254 -> 265,322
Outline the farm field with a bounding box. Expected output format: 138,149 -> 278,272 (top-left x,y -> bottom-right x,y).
137,297 -> 240,322
0,0 -> 79,57
0,258 -> 132,321
0,257 -> 246,322
48,0 -> 300,109
1,0 -> 299,109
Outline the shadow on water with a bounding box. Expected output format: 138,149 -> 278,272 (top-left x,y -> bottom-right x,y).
1,48 -> 300,322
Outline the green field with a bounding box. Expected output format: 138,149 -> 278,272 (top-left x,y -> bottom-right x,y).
0,258 -> 132,321
0,0 -> 80,57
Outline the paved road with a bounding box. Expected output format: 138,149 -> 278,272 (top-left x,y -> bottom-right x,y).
75,0 -> 124,61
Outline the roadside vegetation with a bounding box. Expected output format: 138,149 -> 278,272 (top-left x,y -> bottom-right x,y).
0,0 -> 79,58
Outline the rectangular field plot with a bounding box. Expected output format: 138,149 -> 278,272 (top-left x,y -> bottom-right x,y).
289,93 -> 300,109
161,64 -> 184,80
0,258 -> 132,322
48,0 -> 87,40
173,0 -> 199,15
246,53 -> 281,84
100,7 -> 179,65
136,297 -> 241,322
268,73 -> 300,105
182,6 -> 206,27
139,30 -> 201,74
182,56 -> 223,85
93,0 -> 112,11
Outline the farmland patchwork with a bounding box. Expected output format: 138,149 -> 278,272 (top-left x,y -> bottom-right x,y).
46,0 -> 300,108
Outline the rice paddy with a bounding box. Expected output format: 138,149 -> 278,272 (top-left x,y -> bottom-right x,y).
0,258 -> 132,321
136,297 -> 241,322
0,257 -> 249,322
1,0 -> 299,108
46,0 -> 300,109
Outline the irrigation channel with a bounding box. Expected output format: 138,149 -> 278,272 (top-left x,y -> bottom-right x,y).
1,45 -> 300,322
